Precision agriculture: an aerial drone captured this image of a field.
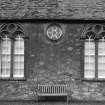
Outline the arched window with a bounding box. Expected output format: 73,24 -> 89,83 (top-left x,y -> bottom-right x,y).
0,23 -> 27,80
0,36 -> 11,77
84,37 -> 95,79
98,32 -> 105,79
13,35 -> 24,78
82,24 -> 105,81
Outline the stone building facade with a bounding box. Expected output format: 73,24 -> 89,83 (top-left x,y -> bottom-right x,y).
0,0 -> 105,105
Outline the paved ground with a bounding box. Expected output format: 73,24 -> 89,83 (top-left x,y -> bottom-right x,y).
0,101 -> 105,105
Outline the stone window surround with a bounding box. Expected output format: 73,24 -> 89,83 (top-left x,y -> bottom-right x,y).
81,24 -> 105,82
0,23 -> 28,81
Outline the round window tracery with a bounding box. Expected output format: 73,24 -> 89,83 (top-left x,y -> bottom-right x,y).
7,23 -> 17,33
93,24 -> 103,34
46,24 -> 63,41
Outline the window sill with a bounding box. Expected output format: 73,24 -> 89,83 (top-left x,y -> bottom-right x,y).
81,78 -> 105,82
0,77 -> 26,81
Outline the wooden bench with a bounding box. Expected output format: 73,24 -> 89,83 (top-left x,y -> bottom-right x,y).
38,84 -> 68,96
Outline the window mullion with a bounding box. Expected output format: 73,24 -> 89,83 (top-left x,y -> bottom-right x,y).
10,38 -> 14,78
95,40 -> 98,80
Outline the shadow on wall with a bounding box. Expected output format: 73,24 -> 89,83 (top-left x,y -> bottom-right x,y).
38,96 -> 67,102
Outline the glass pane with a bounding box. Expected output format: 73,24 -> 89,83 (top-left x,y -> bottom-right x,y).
98,41 -> 105,48
98,63 -> 105,70
98,56 -> 105,63
98,70 -> 105,78
85,41 -> 95,55
2,62 -> 11,69
13,37 -> 24,78
98,41 -> 105,78
1,69 -> 10,77
1,55 -> 11,62
1,39 -> 11,54
98,41 -> 105,55
85,56 -> 95,63
84,71 -> 95,79
13,69 -> 24,78
0,37 -> 11,77
84,62 -> 95,79
14,38 -> 24,54
85,49 -> 95,55
84,41 -> 95,79
14,55 -> 24,62
14,62 -> 24,69
85,63 -> 95,70
85,41 -> 95,49
98,50 -> 105,55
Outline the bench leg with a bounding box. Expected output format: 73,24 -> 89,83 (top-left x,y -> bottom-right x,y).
67,94 -> 68,105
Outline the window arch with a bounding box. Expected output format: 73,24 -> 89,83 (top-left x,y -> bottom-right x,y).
0,23 -> 27,80
81,24 -> 105,81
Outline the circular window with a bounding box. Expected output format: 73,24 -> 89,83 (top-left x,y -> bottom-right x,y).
93,24 -> 102,34
46,24 -> 63,41
7,23 -> 17,33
